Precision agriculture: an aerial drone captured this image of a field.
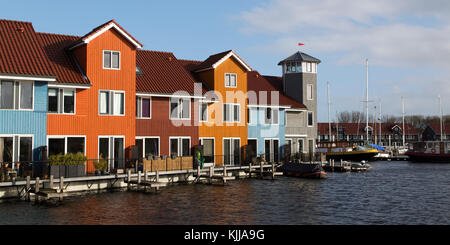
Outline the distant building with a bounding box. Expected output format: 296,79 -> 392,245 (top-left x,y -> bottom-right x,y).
318,122 -> 419,147
421,122 -> 450,141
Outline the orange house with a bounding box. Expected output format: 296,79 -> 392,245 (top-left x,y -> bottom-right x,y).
43,20 -> 142,172
181,50 -> 251,165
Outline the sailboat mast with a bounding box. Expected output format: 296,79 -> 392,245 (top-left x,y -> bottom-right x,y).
366,59 -> 369,143
374,106 -> 377,145
379,99 -> 382,145
328,82 -> 331,142
439,94 -> 443,141
336,111 -> 339,142
402,96 -> 405,147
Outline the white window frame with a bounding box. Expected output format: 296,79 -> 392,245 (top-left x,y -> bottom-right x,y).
135,136 -> 160,158
263,138 -> 280,162
224,73 -> 237,88
0,134 -> 34,169
199,102 -> 208,122
298,138 -> 305,153
47,135 -> 86,156
169,98 -> 191,120
98,90 -> 125,116
169,136 -> 191,157
247,108 -> 253,124
98,135 -> 125,172
136,96 -> 151,119
199,137 -> 215,165
47,88 -> 76,115
0,80 -> 35,111
103,50 -> 121,70
307,84 -> 313,100
223,137 -> 241,165
223,103 -> 240,123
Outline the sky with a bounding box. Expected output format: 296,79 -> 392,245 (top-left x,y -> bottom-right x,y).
2,0 -> 450,122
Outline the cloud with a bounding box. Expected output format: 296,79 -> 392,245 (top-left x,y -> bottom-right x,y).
237,0 -> 450,68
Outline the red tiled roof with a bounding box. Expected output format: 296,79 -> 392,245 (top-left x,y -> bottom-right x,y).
0,19 -> 56,78
68,19 -> 143,49
318,122 -> 419,135
37,32 -> 90,85
193,50 -> 232,71
136,50 -> 208,95
247,71 -> 306,109
426,122 -> 450,134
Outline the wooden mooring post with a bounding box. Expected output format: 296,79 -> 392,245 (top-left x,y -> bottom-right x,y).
223,165 -> 227,184
49,175 -> 54,189
248,162 -> 252,178
209,166 -> 214,184
26,176 -> 31,201
59,176 -> 64,193
127,169 -> 131,190
137,171 -> 141,190
34,177 -> 40,202
259,161 -> 263,178
155,170 -> 160,191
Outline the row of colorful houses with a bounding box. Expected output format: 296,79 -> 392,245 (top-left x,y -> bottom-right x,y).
0,19 -> 320,171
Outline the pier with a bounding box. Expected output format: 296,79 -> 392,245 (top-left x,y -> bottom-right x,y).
0,163 -> 282,201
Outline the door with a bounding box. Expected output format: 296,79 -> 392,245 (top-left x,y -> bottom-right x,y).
247,139 -> 257,162
264,139 -> 279,162
114,138 -> 124,169
99,136 -> 124,172
223,138 -> 240,166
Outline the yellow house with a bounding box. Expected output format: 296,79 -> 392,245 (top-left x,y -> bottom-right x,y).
180,50 -> 251,165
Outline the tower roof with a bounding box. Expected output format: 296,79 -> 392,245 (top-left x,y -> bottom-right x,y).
277,51 -> 321,65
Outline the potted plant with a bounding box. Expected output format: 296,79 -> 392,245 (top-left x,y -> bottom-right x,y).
49,153 -> 63,178
94,155 -> 107,176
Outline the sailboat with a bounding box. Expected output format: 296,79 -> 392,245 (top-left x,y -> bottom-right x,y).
316,71 -> 378,162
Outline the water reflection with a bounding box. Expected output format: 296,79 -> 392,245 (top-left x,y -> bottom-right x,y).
0,161 -> 449,225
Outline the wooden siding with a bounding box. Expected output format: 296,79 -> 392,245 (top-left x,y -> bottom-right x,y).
198,57 -> 248,163
48,28 -> 136,164
136,97 -> 199,156
0,81 -> 47,160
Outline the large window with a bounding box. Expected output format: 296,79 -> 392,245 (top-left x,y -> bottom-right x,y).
99,90 -> 124,116
135,137 -> 159,159
0,135 -> 33,167
103,50 -> 120,69
170,98 -> 190,119
223,103 -> 240,123
136,97 -> 151,118
169,137 -> 191,157
48,136 -> 85,156
225,73 -> 237,88
48,88 -> 75,114
264,108 -> 279,125
0,81 -> 34,110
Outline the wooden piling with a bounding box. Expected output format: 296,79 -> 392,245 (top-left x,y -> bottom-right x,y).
156,170 -> 160,191
137,171 -> 141,190
59,176 -> 64,193
209,166 -> 214,184
26,176 -> 30,201
271,163 -> 275,180
49,175 -> 54,189
127,169 -> 131,190
144,170 -> 148,182
259,161 -> 263,178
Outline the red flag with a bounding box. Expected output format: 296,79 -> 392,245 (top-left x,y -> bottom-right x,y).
298,42 -> 304,46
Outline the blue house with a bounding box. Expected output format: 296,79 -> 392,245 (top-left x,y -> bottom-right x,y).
0,20 -> 56,169
247,71 -> 307,162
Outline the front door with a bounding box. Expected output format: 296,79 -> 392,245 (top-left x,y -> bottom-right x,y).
224,138 -> 240,166
264,139 -> 279,163
99,136 -> 124,172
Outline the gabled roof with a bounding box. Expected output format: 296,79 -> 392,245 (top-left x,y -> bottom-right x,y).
247,71 -> 306,110
278,51 -> 321,65
0,19 -> 56,80
318,122 -> 419,135
37,32 -> 90,85
193,50 -> 252,72
68,19 -> 143,50
136,50 -> 209,95
425,122 -> 450,135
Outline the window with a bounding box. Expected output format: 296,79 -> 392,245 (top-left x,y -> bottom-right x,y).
296,62 -> 302,72
1,81 -> 34,110
225,73 -> 237,88
48,88 -> 75,114
136,137 -> 159,159
136,97 -> 151,118
0,136 -> 32,167
290,63 -> 296,72
20,82 -> 33,109
103,51 -> 120,69
223,103 -> 240,122
307,62 -> 312,72
307,111 -> 314,126
223,138 -> 240,165
265,108 -> 279,124
298,139 -> 304,153
169,137 -> 191,157
99,90 -> 125,116
307,84 -> 313,100
170,98 -> 190,119
247,108 -> 252,124
48,136 -> 85,156
98,136 -> 125,170
200,138 -> 214,163
200,102 -> 208,122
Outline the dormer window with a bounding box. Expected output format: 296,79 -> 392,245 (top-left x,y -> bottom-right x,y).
103,50 -> 120,70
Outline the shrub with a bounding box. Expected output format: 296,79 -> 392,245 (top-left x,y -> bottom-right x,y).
48,152 -> 87,166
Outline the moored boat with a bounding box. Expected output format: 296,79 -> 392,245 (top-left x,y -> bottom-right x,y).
316,141 -> 379,162
405,141 -> 450,163
278,162 -> 327,179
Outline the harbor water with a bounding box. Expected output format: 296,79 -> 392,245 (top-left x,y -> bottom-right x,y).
0,161 -> 449,225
